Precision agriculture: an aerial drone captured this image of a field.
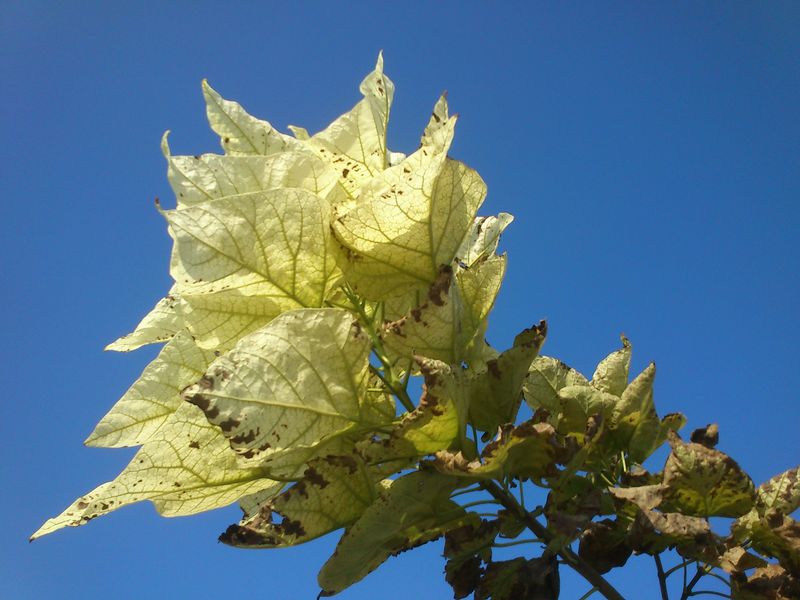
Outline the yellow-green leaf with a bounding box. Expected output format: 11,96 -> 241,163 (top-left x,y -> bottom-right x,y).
183,309 -> 388,468
32,403 -> 282,540
332,106 -> 485,300
317,470 -> 469,596
165,188 -> 341,349
468,322 -> 547,433
305,52 -> 394,198
86,331 -> 216,448
106,289 -> 183,351
756,466 -> 800,516
162,132 -> 338,209
591,336 -> 631,396
382,256 -> 505,365
434,420 -> 561,481
455,213 -> 514,268
220,454 -> 382,548
523,356 -> 589,415
202,80 -> 303,156
661,432 -> 756,518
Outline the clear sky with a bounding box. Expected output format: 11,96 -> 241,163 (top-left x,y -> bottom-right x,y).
2,2 -> 798,598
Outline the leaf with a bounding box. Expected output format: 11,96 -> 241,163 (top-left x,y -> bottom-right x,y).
475,557 -> 560,600
364,358 -> 463,463
733,512 -> 800,577
31,403 -> 282,540
578,519 -> 632,574
731,564 -> 800,600
220,454 -> 381,548
756,466 -> 800,515
164,188 -> 341,349
106,289 -> 183,351
469,322 -> 548,433
304,52 -> 395,198
202,80 -> 304,156
556,384 -> 618,438
86,331 -> 216,447
523,356 -> 589,415
382,257 -> 505,365
434,420 -> 562,481
456,213 -> 514,268
591,336 -> 631,396
611,363 -> 685,463
183,309 -> 388,469
162,132 -> 338,210
332,103 -> 486,300
317,470 -> 470,596
661,431 -> 756,517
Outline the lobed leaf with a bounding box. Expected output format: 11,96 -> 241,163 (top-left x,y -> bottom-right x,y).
220,454 -> 382,548
434,420 -> 562,481
317,470 -> 471,596
591,336 -> 631,396
165,188 -> 341,349
86,331 -> 216,448
523,356 -> 589,415
661,431 -> 756,518
183,309 -> 388,470
382,257 -> 505,365
32,403 -> 282,540
468,321 -> 547,433
332,102 -> 486,300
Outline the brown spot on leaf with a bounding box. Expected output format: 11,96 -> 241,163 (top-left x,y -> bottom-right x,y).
304,467 -> 329,489
428,266 -> 453,306
77,501 -> 89,510
188,441 -> 200,449
487,359 -> 501,379
219,418 -> 242,433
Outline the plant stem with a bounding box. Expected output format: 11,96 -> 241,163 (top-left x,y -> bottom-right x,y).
578,587 -> 599,600
492,538 -> 543,548
654,555 -> 670,600
681,567 -> 705,600
344,286 -> 416,412
479,480 -> 626,600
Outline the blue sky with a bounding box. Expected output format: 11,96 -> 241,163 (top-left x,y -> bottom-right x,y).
2,2 -> 798,598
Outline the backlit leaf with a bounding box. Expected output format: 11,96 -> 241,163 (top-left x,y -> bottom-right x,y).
165,188 -> 341,349
382,257 -> 505,365
523,356 -> 589,415
32,403 -> 282,540
183,309 -> 388,469
591,336 -> 631,396
332,106 -> 485,300
434,420 -> 561,481
220,454 -> 382,548
469,322 -> 547,433
661,432 -> 755,518
86,331 -> 216,448
317,470 -> 470,595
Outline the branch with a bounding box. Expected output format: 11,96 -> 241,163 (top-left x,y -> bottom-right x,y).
480,480 -> 625,600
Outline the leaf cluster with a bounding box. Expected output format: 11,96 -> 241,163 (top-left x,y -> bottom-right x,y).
34,56 -> 799,600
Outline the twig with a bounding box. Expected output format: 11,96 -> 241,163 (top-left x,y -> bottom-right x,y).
479,480 -> 625,600
654,555 -> 670,600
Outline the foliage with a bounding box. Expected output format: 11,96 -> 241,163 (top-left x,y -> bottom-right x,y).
34,55 -> 799,599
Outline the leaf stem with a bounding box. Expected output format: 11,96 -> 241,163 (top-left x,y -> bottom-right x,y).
479,480 -> 625,600
492,538 -> 543,548
345,286 -> 416,413
578,587 -> 598,600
